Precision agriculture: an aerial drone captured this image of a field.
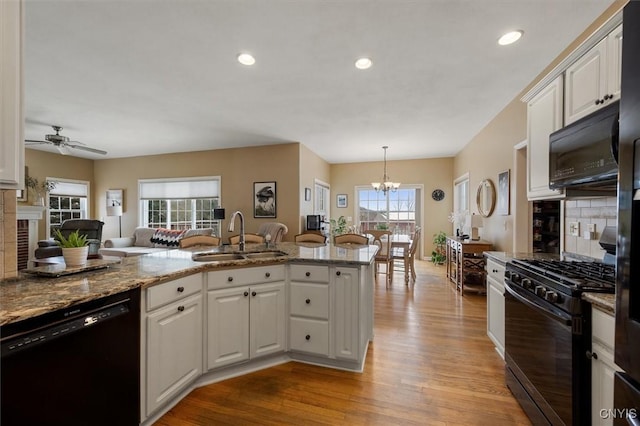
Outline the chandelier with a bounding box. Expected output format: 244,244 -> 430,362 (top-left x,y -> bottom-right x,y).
371,146 -> 400,194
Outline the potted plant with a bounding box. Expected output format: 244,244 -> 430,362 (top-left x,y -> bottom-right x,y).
25,176 -> 57,206
54,229 -> 89,267
431,231 -> 447,265
330,215 -> 347,236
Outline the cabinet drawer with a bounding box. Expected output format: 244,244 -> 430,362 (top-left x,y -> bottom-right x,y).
290,282 -> 329,319
486,258 -> 506,283
147,274 -> 202,311
207,265 -> 285,289
289,317 -> 329,356
592,307 -> 615,350
289,264 -> 329,282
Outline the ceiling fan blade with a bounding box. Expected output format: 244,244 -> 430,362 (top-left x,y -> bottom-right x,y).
64,143 -> 107,155
56,145 -> 69,155
25,139 -> 49,144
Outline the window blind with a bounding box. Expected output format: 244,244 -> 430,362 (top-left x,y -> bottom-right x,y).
139,177 -> 220,200
50,181 -> 88,197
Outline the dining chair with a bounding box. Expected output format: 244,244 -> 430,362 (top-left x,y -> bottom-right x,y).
294,233 -> 327,243
333,233 -> 369,245
392,227 -> 421,283
229,234 -> 265,245
179,235 -> 222,248
366,230 -> 393,287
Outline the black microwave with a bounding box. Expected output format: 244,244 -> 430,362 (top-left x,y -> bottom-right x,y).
549,100 -> 619,190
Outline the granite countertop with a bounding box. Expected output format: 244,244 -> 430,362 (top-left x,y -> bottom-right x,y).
583,292 -> 615,314
0,242 -> 377,326
483,251 -> 561,265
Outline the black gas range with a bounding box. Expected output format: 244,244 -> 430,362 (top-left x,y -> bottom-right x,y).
504,256 -> 615,425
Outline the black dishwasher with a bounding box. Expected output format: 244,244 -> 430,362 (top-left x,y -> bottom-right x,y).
1,288 -> 140,426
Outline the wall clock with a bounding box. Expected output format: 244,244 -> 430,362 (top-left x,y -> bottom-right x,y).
432,189 -> 445,201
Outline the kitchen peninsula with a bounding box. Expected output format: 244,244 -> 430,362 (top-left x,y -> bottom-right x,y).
0,242 -> 378,425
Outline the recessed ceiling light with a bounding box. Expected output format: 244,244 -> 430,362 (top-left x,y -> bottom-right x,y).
237,53 -> 255,66
355,57 -> 372,70
498,30 -> 523,46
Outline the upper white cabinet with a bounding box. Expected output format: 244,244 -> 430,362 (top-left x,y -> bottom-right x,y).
0,0 -> 24,189
565,25 -> 623,125
527,76 -> 564,200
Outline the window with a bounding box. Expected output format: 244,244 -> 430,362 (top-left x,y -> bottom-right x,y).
139,177 -> 222,235
454,173 -> 470,214
314,180 -> 330,218
356,186 -> 421,235
47,179 -> 89,237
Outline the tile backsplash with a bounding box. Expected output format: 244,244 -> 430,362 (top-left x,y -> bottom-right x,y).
564,196 -> 617,260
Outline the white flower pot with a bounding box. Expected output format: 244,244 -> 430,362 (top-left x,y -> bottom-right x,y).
62,246 -> 89,267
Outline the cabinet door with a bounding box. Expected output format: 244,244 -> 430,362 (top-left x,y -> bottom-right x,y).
527,76 -> 564,200
0,0 -> 24,188
207,286 -> 249,370
333,266 -> 359,360
606,24 -> 623,104
591,342 -> 617,426
146,293 -> 202,416
249,282 -> 286,358
565,37 -> 607,124
486,276 -> 505,358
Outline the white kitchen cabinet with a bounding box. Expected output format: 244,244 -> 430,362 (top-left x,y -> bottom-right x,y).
145,274 -> 203,417
0,0 -> 25,189
527,75 -> 564,200
206,266 -> 286,370
591,306 -> 624,426
485,257 -> 506,359
565,25 -> 622,125
333,266 -> 360,361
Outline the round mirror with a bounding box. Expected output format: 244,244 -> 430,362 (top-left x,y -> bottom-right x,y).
476,179 -> 496,217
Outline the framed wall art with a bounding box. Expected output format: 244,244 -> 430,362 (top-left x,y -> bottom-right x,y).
497,169 -> 510,215
106,189 -> 124,209
254,181 -> 276,218
337,194 -> 348,208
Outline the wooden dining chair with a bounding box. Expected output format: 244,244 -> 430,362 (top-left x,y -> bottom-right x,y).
392,227 -> 421,283
294,233 -> 327,243
179,235 -> 222,248
334,233 -> 369,245
366,230 -> 393,287
229,234 -> 265,245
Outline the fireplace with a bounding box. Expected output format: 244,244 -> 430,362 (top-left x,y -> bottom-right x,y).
17,206 -> 45,269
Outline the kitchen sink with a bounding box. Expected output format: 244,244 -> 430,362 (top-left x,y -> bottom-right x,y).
192,253 -> 246,262
243,251 -> 288,259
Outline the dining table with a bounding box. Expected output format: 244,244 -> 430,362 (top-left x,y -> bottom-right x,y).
390,234 -> 412,283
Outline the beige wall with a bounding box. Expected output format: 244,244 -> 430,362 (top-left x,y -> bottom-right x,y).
299,144 -> 331,234
93,143 -> 301,242
330,157 -> 454,257
22,149 -> 95,240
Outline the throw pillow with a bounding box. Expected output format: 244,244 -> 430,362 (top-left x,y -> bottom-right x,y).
150,228 -> 186,247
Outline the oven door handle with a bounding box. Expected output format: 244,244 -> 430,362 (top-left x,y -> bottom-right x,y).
505,283 -> 572,325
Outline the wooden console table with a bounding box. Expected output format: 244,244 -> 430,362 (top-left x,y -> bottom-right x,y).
446,237 -> 493,295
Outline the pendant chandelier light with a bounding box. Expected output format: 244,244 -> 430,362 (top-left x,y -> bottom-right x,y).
371,146 -> 400,194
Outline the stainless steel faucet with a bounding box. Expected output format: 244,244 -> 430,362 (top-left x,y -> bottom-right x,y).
228,210 -> 245,252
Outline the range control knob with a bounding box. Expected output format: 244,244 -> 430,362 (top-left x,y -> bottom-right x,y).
521,278 -> 532,289
545,291 -> 559,303
535,286 -> 546,297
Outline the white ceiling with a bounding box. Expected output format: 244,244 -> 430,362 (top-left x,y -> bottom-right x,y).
24,0 -> 615,164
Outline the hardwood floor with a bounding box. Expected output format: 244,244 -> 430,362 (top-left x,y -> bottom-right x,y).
154,260 -> 531,425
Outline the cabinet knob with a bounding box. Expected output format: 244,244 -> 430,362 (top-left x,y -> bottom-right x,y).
336,271 -> 341,276
252,291 -> 257,297
244,291 -> 249,297
305,334 -> 311,341
604,94 -> 613,100
228,277 -> 233,282
305,272 -> 311,277
305,298 -> 311,304
265,272 -> 271,278
177,286 -> 184,293
595,99 -> 603,105
177,305 -> 185,312
586,350 -> 598,360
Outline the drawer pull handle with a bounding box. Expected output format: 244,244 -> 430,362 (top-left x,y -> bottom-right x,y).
228,277 -> 233,282
305,298 -> 311,304
244,291 -> 249,297
336,271 -> 341,276
305,334 -> 311,341
265,272 -> 271,278
177,306 -> 185,312
305,272 -> 311,277
252,291 -> 257,297
586,350 -> 598,360
177,286 -> 185,293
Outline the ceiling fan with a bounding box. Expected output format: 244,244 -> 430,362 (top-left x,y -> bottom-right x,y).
25,125 -> 107,155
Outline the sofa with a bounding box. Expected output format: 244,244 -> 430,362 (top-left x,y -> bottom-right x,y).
99,227 -> 214,257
